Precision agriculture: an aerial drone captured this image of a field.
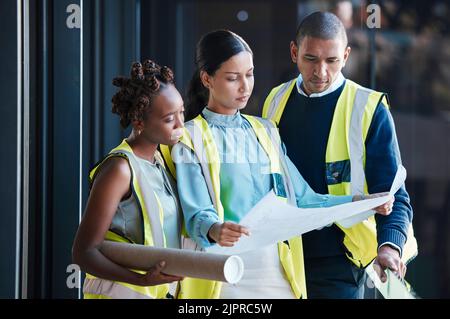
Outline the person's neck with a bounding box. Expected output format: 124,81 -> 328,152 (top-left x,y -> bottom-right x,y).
206,103 -> 239,116
126,134 -> 158,163
301,82 -> 312,97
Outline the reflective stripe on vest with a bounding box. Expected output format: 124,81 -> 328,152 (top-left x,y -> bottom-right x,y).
160,132 -> 199,241
83,139 -> 170,299
187,117 -> 224,219
174,114 -> 306,299
243,117 -> 306,299
263,79 -> 418,267
242,115 -> 296,201
262,79 -> 296,123
84,276 -> 151,299
349,87 -> 372,196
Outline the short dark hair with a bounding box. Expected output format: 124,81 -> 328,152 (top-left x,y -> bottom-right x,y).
294,11 -> 348,47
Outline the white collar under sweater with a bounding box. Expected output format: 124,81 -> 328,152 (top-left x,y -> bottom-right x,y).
296,72 -> 346,97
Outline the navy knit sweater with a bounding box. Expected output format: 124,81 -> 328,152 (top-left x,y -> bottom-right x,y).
278,80 -> 413,259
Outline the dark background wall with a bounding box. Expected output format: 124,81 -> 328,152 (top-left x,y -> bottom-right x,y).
0,0 -> 20,299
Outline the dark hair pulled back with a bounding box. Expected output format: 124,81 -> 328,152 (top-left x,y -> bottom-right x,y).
185,30 -> 252,120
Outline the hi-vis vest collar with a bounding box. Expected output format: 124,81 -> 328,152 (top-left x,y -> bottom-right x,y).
263,78 -> 418,267
160,114 -> 307,299
83,139 -> 171,299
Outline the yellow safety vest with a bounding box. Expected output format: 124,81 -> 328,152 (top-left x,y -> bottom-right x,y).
160,114 -> 307,299
83,139 -> 170,299
262,78 -> 418,267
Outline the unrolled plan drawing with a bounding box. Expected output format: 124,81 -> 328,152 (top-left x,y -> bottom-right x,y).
207,165 -> 406,255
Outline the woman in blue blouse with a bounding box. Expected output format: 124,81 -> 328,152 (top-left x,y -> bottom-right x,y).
172,30 -> 392,299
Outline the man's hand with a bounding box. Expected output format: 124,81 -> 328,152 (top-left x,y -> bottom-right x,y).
208,222 -> 250,247
374,245 -> 407,283
352,192 -> 394,216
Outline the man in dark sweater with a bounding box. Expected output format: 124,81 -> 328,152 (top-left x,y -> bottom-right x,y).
262,12 -> 417,298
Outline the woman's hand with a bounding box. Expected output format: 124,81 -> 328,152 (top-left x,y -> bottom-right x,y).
352,192 -> 394,216
208,222 -> 250,247
136,261 -> 184,286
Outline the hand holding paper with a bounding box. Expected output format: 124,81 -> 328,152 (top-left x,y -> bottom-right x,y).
207,192 -> 392,255
207,166 -> 406,255
365,260 -> 415,299
208,221 -> 250,247
336,164 -> 406,228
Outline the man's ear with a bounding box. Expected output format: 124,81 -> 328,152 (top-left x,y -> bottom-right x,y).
290,41 -> 298,63
200,70 -> 211,89
343,46 -> 351,67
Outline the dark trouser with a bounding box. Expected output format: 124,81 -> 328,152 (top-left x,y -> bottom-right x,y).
304,254 -> 367,299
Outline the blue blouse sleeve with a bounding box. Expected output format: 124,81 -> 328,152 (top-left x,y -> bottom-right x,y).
282,143 -> 353,208
171,142 -> 220,248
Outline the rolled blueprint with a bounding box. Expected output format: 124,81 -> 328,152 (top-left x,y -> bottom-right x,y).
99,241 -> 244,284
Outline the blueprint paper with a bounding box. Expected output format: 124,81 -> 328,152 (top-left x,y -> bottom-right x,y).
207,191 -> 391,255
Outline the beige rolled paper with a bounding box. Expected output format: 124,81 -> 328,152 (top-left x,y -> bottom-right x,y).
99,241 -> 244,284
